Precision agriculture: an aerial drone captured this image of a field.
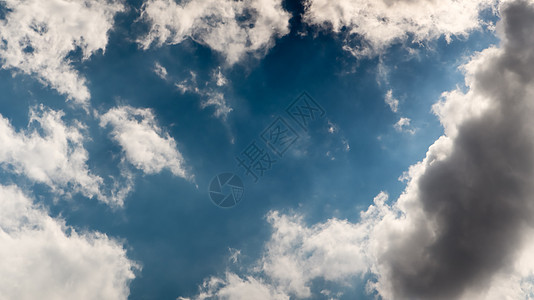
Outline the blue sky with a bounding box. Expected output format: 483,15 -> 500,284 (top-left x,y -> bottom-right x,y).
3,0 -> 534,299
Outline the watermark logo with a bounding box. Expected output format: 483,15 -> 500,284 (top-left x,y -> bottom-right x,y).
208,173 -> 244,208
286,91 -> 326,131
235,141 -> 277,183
260,117 -> 299,157
208,91 -> 326,208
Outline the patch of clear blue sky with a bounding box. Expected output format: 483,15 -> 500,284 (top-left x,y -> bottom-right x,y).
0,1 -> 499,299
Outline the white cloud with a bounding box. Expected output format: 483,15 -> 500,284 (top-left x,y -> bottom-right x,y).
384,90 -> 399,113
229,248 -> 241,264
303,0 -> 496,57
327,120 -> 338,134
0,105 -> 131,206
0,184 -> 138,300
178,272 -> 289,300
323,120 -> 351,160
154,62 -> 168,80
179,207 -> 375,299
175,70 -> 199,94
213,67 -> 228,87
99,105 -> 190,178
200,92 -> 233,120
342,139 -> 350,152
384,91 -> 415,135
393,117 -> 415,134
178,206 -> 375,299
138,0 -> 291,65
0,0 -> 124,106
259,211 -> 370,298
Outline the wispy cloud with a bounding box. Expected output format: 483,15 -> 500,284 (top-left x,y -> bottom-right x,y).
159,64 -> 234,121
153,62 -> 168,80
384,90 -> 399,113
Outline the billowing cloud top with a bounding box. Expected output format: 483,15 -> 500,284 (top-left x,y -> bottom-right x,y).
304,0 -> 496,57
138,0 -> 291,65
0,184 -> 138,300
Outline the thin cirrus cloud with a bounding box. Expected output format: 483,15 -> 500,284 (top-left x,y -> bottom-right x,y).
303,0 -> 497,57
0,0 -> 124,106
155,63 -> 233,120
175,68 -> 232,120
181,1 -> 534,299
138,0 -> 291,65
99,105 -> 191,179
0,184 -> 138,300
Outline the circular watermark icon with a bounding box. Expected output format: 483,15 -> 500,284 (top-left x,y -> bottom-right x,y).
209,173 -> 244,208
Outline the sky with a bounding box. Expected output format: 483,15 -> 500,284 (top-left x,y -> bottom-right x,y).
2,0 -> 534,299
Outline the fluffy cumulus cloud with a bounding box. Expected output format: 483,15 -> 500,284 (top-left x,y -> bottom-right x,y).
178,273 -> 289,300
303,0 -> 496,57
0,184 -> 137,300
0,105 -> 130,206
182,1 -> 534,299
99,105 -> 190,178
0,0 -> 124,105
138,0 -> 291,65
259,212 -> 370,298
180,209 -> 372,299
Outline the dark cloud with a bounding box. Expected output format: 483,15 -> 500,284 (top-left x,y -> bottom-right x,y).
383,1 -> 534,298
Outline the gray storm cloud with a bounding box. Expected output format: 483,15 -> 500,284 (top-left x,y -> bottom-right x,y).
380,1 -> 534,298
